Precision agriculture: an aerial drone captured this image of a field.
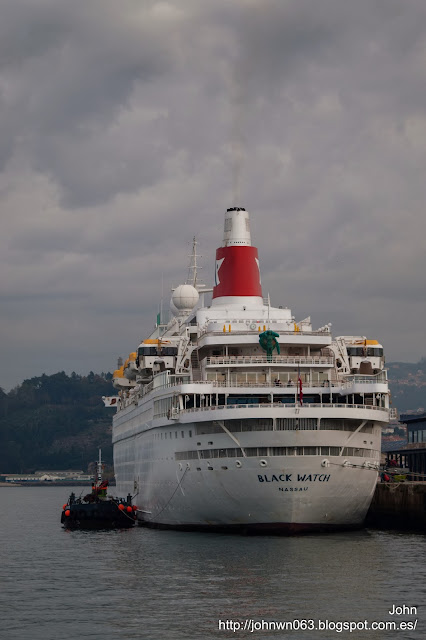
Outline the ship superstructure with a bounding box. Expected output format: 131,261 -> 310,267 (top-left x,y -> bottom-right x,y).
105,207 -> 389,532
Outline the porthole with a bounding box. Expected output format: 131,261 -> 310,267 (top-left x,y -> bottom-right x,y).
235,460 -> 242,468
259,459 -> 267,467
221,466 -> 228,470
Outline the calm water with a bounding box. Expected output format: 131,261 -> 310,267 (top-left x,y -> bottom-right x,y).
0,487 -> 424,640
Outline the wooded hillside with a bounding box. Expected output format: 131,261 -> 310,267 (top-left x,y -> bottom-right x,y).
0,372 -> 114,473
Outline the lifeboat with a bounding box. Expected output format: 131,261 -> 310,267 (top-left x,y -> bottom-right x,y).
123,352 -> 138,380
112,366 -> 135,390
136,339 -> 173,381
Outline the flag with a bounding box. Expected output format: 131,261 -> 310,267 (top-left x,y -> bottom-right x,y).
103,396 -> 119,407
298,376 -> 303,406
156,312 -> 161,326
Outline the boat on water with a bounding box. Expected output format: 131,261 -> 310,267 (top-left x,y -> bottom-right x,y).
103,206 -> 389,533
61,450 -> 136,529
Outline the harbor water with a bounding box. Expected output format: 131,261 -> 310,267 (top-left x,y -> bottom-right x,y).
0,486 -> 424,640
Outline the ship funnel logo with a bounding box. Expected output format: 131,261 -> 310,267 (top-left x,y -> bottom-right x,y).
212,246 -> 262,300
215,258 -> 225,286
255,257 -> 261,284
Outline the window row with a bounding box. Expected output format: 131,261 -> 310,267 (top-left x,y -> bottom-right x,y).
194,418 -> 375,434
205,372 -> 332,385
196,419 -> 273,435
153,395 -> 179,418
408,429 -> 426,444
175,446 -> 380,461
154,430 -> 193,440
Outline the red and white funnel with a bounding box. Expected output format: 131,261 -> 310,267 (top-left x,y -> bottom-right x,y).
212,207 -> 263,306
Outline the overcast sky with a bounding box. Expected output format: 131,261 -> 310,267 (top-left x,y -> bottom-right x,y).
2,0 -> 426,390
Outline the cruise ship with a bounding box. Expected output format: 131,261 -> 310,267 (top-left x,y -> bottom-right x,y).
104,206 -> 389,532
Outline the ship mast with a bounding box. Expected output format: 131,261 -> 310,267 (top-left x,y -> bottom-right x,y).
186,236 -> 212,306
186,236 -> 202,288
97,448 -> 103,485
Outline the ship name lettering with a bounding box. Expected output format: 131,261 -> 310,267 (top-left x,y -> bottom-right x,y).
258,474 -> 292,482
297,473 -> 331,482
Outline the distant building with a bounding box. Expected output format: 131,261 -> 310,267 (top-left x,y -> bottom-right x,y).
389,407 -> 398,421
3,470 -> 93,483
34,470 -> 86,478
387,411 -> 426,480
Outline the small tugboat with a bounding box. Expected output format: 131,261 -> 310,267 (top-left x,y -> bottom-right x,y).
61,449 -> 137,529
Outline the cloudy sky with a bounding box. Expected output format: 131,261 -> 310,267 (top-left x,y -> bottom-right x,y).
2,0 -> 426,390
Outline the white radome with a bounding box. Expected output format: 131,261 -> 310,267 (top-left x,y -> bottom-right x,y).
171,284 -> 199,314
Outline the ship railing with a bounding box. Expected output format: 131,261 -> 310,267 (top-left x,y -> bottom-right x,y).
343,373 -> 387,385
142,381 -> 154,395
137,376 -> 388,396
198,328 -> 332,338
190,380 -> 343,388
204,356 -> 334,366
180,403 -> 389,414
144,380 -> 344,390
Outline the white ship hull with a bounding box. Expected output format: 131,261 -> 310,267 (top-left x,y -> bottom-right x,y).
117,461 -> 377,532
113,405 -> 385,532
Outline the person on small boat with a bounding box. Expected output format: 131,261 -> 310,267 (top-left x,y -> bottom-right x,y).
83,479 -> 109,503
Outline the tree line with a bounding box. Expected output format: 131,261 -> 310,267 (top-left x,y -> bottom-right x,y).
0,371 -> 114,473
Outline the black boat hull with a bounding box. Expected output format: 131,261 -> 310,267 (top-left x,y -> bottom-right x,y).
61,502 -> 136,529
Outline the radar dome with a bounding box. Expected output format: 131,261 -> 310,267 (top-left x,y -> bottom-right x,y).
171,285 -> 199,314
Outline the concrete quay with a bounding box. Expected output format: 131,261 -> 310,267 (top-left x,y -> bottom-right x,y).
366,482 -> 426,532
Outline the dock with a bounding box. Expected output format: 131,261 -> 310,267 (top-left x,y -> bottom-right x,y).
366,482 -> 426,532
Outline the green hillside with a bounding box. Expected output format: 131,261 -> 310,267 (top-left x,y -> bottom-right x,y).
387,358 -> 426,414
0,372 -> 114,473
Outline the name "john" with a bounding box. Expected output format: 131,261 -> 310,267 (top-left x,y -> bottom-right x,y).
389,604 -> 417,615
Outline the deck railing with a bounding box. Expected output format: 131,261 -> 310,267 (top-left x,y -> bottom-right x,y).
138,376 -> 387,396
199,328 -> 332,338
180,403 -> 389,415
204,355 -> 334,366
345,373 -> 387,384
185,380 -> 341,388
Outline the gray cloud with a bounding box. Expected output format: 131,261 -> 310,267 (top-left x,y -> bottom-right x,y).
1,0 -> 426,389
